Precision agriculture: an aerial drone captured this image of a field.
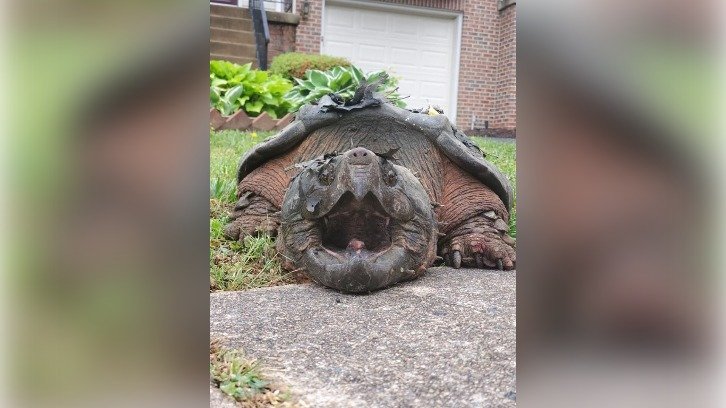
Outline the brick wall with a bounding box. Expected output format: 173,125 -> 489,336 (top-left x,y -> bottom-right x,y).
294,0 -> 323,53
455,1 -> 500,130
268,21 -> 297,61
493,3 -> 516,131
293,0 -> 516,132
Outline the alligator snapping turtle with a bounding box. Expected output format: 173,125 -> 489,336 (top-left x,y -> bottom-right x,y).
224,83 -> 515,292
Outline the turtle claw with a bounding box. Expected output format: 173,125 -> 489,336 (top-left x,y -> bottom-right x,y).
438,219 -> 516,270
475,254 -> 485,269
452,251 -> 462,269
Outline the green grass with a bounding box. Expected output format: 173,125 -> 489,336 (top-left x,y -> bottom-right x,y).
210,130 -> 301,291
209,130 -> 517,291
473,137 -> 517,237
210,130 -> 275,205
210,339 -> 296,406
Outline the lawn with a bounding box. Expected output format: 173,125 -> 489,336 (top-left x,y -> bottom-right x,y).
210,130 -> 516,291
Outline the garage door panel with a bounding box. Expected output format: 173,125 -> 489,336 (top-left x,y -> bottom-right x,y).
391,48 -> 419,66
398,79 -> 420,97
417,34 -> 452,46
324,4 -> 458,119
359,44 -> 387,61
359,62 -> 388,72
360,13 -> 387,32
420,81 -> 448,97
421,19 -> 453,38
390,15 -> 419,35
421,52 -> 449,69
324,40 -> 357,59
327,7 -> 356,27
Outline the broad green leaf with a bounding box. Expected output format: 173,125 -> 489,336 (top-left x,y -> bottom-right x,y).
267,79 -> 293,94
211,77 -> 227,88
253,70 -> 268,83
235,62 -> 252,78
294,77 -> 315,90
210,88 -> 220,103
308,70 -> 329,88
263,106 -> 279,119
334,71 -> 351,89
224,85 -> 244,102
228,74 -> 246,86
350,66 -> 365,83
262,94 -> 279,106
366,71 -> 383,83
220,100 -> 234,116
244,100 -> 264,113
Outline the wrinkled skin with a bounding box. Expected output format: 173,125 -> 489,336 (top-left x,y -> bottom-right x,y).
278,147 -> 437,292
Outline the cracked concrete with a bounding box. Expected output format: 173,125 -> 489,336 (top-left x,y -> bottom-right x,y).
210,267 -> 516,407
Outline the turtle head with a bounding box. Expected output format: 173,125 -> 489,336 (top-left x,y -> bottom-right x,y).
279,147 -> 437,293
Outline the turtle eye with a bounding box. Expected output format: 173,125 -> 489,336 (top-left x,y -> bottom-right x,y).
384,169 -> 397,186
318,166 -> 334,185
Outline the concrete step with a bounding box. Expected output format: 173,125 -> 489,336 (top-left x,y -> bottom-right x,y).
211,4 -> 252,19
211,41 -> 257,59
211,27 -> 255,45
210,53 -> 258,68
210,15 -> 253,31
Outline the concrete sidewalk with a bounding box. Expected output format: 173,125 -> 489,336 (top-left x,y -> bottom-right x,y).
210,267 -> 516,407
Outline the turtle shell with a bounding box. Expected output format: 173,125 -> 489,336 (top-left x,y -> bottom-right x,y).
236,94 -> 513,210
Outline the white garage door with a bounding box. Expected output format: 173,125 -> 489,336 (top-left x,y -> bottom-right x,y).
323,2 -> 460,121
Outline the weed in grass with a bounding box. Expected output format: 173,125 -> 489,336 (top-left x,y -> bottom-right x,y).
210,339 -> 297,407
210,178 -> 238,203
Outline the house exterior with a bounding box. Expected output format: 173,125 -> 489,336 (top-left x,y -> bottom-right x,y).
211,0 -> 516,135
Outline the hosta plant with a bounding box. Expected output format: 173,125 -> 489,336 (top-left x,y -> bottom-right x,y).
284,66 -> 406,111
210,60 -> 293,118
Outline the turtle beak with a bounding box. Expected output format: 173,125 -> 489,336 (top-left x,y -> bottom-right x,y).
341,147 -> 381,201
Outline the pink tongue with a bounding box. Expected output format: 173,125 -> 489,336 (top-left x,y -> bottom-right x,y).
347,238 -> 366,251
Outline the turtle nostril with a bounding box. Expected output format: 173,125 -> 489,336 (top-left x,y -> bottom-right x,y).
345,147 -> 374,165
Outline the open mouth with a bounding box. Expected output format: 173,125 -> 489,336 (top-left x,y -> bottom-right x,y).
281,169 -> 436,292
319,192 -> 396,257
277,149 -> 439,292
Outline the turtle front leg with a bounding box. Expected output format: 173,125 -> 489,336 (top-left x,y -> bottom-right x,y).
438,162 -> 516,270
223,156 -> 291,241
223,191 -> 280,240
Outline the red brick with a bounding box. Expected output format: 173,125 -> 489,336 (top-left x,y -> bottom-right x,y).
274,113 -> 295,130
210,108 -> 226,130
251,112 -> 277,131
221,109 -> 252,130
